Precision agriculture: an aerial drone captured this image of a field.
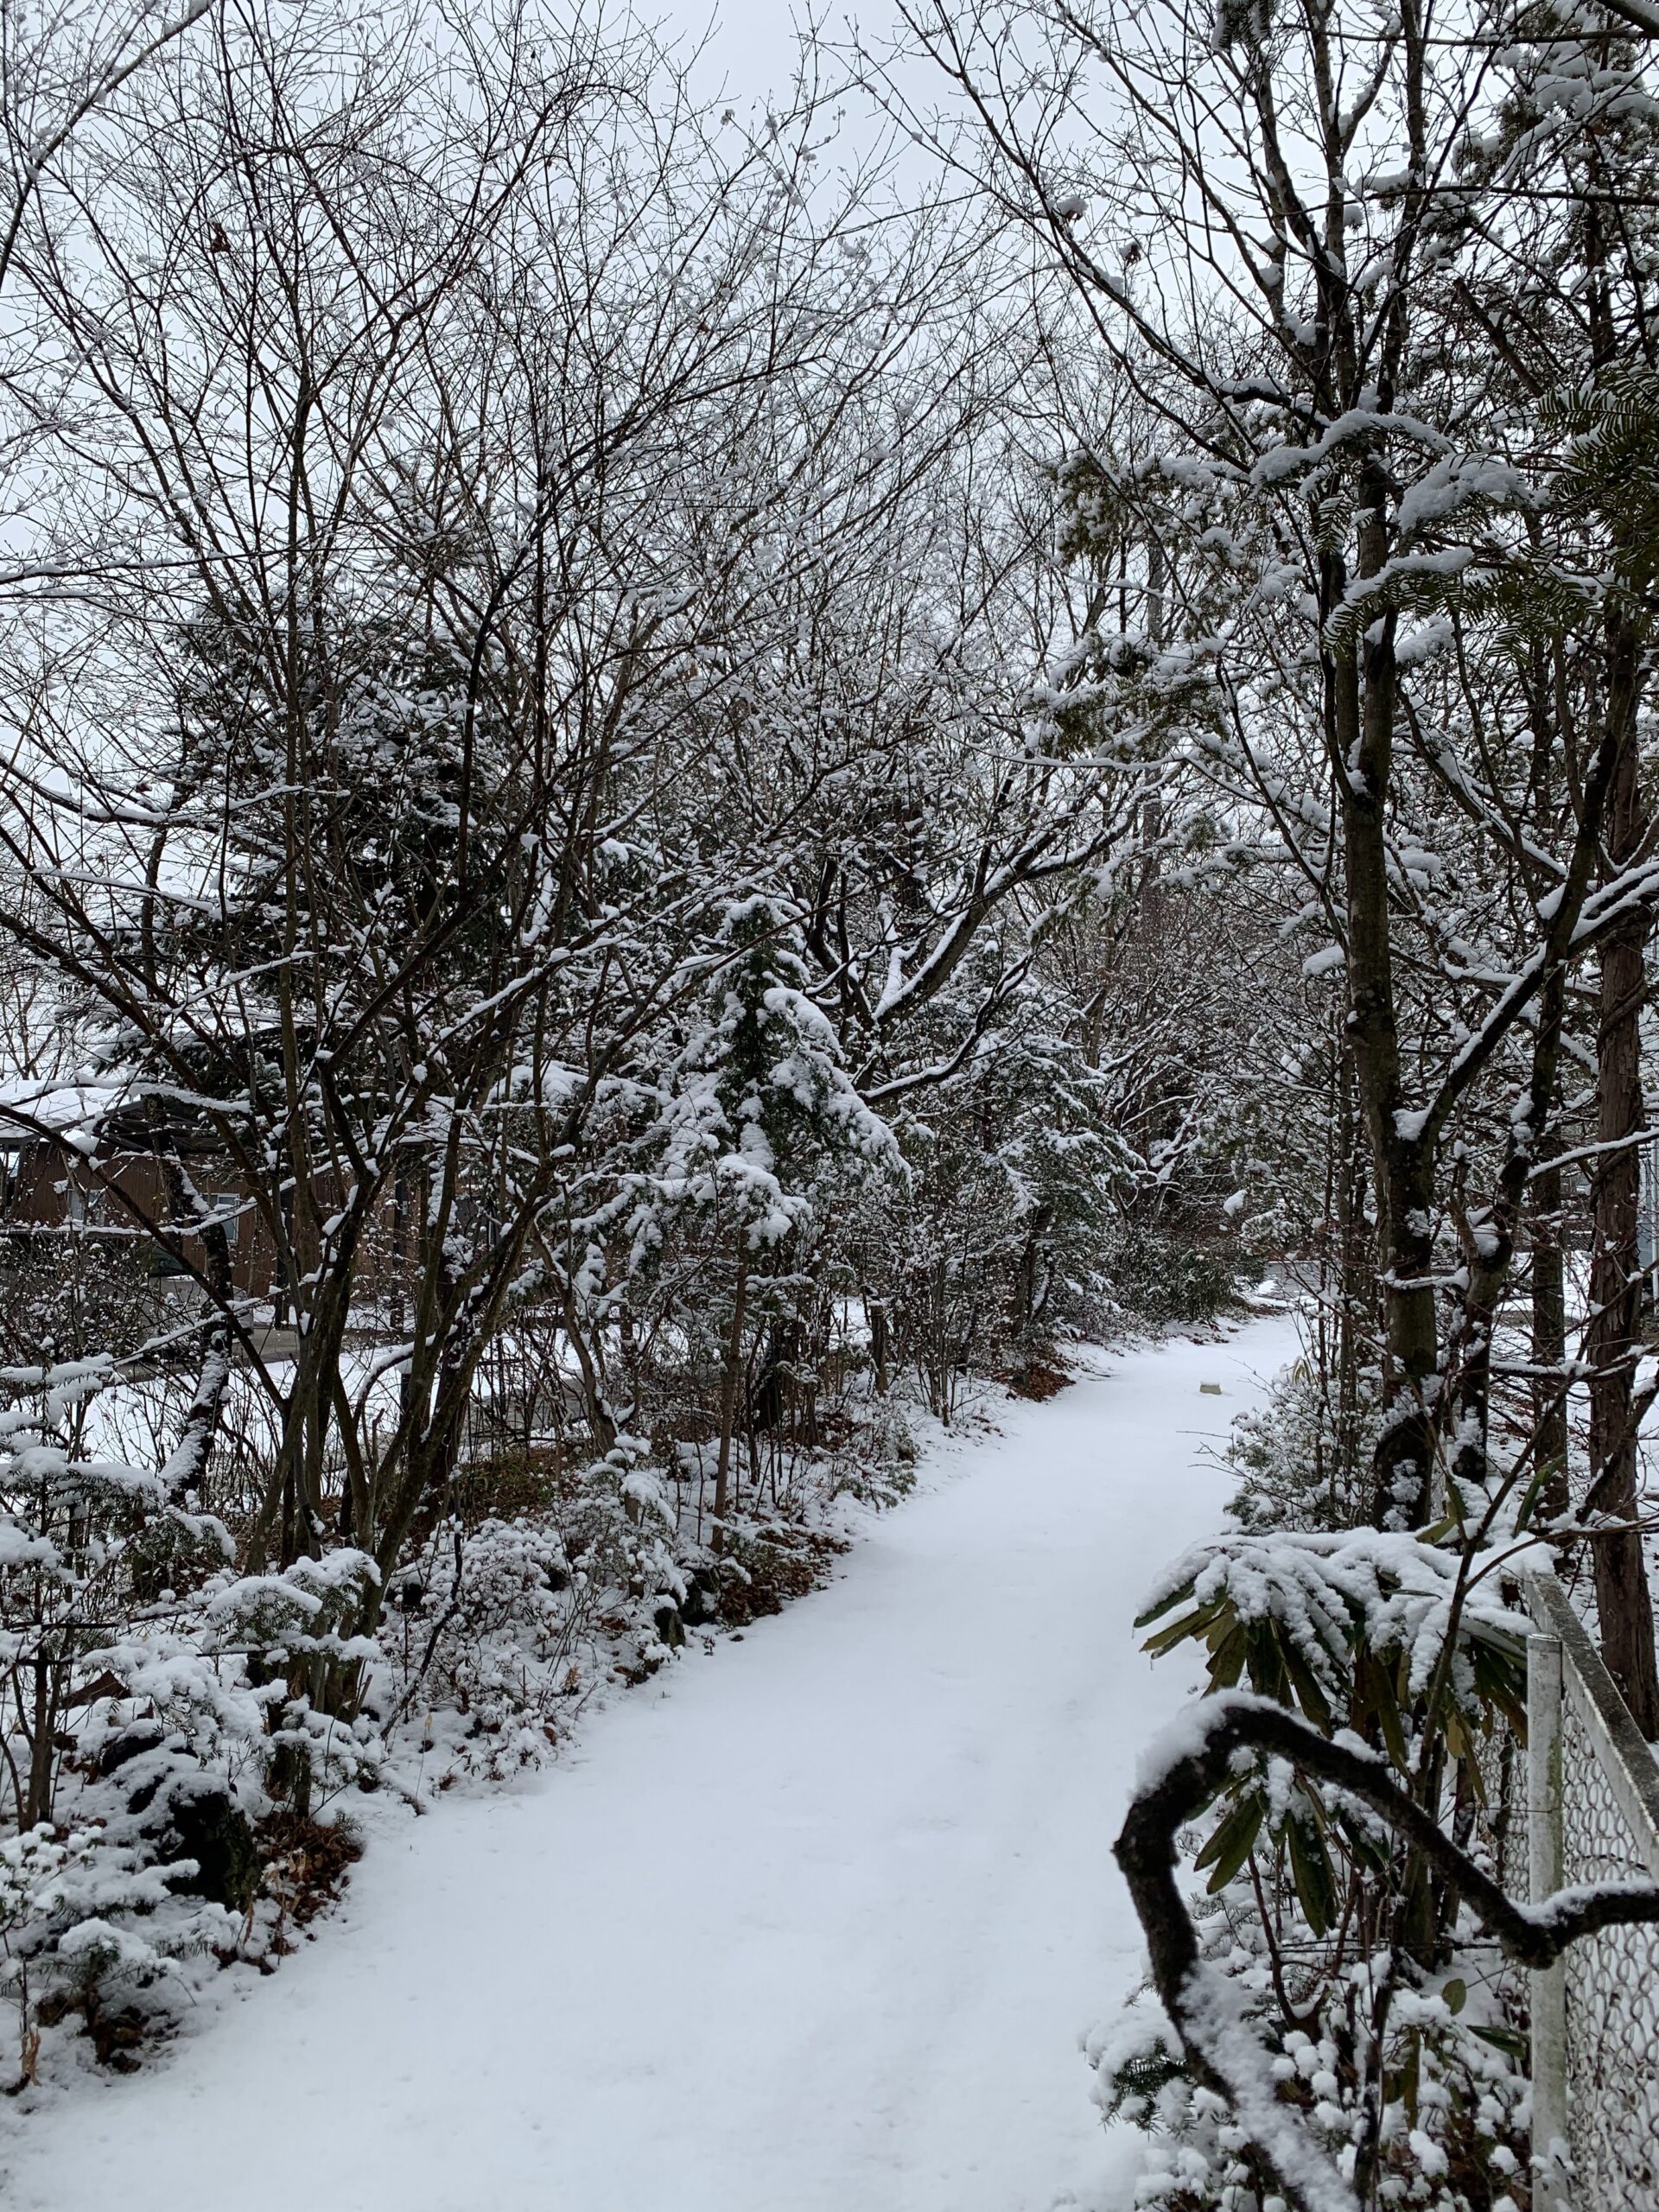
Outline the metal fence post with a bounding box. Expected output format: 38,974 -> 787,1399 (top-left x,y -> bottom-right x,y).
1529,1629 -> 1571,2211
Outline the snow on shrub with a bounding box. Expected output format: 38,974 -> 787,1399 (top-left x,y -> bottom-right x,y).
1095,1516 -> 1537,2209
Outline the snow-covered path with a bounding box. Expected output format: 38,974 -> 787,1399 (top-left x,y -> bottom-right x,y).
7,1318 -> 1294,2212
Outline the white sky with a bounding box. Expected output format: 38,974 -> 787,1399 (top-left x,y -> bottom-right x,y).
664,1 -> 815,99
660,1 -> 924,185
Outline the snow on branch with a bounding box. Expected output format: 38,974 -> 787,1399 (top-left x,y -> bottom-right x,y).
1116,1691 -> 1659,2212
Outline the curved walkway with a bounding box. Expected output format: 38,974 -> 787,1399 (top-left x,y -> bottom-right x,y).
5,1316 -> 1294,2212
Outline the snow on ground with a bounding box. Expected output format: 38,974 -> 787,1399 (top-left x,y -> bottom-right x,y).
3,1314 -> 1297,2212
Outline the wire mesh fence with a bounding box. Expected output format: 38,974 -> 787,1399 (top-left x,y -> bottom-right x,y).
1557,1692 -> 1659,2203
1524,1573 -> 1659,2212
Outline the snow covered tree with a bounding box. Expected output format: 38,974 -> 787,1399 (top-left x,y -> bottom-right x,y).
895,0 -> 1659,1602
639,895 -> 898,1539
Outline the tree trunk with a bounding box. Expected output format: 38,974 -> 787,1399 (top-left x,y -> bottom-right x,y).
868,1294 -> 890,1397
1531,1146 -> 1570,1524
710,1248 -> 748,1555
559,1284 -> 617,1455
1333,1034 -> 1370,1523
1586,701 -> 1659,1737
1325,479 -> 1440,1532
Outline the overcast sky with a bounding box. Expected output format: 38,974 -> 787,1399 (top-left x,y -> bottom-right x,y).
665,2 -> 817,99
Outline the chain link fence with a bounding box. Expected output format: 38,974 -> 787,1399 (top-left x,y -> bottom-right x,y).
1523,1573 -> 1659,2212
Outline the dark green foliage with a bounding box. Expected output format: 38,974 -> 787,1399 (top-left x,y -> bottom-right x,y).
161,1778 -> 261,1913
1103,1217 -> 1242,1326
